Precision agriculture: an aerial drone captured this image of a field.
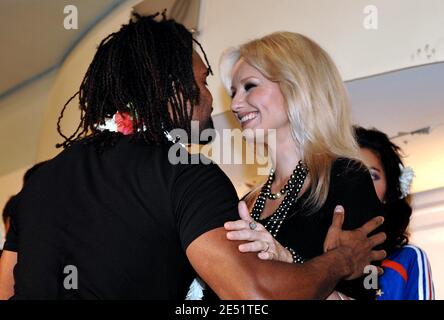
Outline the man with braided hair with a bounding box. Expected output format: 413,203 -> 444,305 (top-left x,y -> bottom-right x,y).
0,14 -> 385,299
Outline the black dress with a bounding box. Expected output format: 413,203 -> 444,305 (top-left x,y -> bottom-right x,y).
258,158 -> 384,299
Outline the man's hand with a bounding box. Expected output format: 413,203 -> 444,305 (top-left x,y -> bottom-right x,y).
323,205 -> 387,280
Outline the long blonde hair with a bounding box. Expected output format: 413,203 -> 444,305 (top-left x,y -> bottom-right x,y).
220,32 -> 359,212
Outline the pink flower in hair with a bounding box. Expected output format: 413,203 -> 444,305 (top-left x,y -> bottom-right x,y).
114,112 -> 134,135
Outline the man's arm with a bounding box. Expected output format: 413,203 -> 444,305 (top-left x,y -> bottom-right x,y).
187,227 -> 352,300
0,250 -> 16,300
186,202 -> 385,300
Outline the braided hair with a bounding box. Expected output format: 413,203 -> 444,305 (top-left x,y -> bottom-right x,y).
56,12 -> 212,149
355,126 -> 412,255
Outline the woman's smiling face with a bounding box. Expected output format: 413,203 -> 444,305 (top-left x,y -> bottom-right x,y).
230,58 -> 290,137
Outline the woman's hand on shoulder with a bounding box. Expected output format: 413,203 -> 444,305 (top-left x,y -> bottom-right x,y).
224,201 -> 293,263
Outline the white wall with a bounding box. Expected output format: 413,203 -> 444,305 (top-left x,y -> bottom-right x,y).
198,0 -> 444,115
410,187 -> 444,299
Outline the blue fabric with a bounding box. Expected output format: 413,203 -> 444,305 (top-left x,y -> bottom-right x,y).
378,245 -> 434,300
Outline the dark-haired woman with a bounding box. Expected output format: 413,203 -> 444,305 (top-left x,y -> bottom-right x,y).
355,126 -> 434,300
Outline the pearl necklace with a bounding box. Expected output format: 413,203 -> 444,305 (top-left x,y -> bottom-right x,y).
250,161 -> 308,238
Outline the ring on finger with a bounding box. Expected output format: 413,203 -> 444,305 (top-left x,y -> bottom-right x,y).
249,221 -> 257,230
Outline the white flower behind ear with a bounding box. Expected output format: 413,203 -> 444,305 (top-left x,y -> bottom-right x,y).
399,164 -> 415,199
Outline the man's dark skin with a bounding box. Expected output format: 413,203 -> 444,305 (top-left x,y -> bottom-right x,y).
0,52 -> 386,300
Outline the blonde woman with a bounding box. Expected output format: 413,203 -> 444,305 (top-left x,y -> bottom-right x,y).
221,32 -> 384,299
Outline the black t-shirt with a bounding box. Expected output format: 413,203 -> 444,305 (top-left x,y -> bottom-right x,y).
258,158 -> 384,299
4,135 -> 238,299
